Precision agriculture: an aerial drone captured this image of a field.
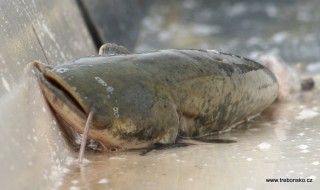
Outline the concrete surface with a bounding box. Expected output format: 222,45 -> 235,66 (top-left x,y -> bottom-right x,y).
0,0 -> 95,189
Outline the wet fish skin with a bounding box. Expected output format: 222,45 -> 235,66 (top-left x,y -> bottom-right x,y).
32,46 -> 279,150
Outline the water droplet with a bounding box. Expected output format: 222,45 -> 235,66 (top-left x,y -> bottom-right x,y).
69,186 -> 80,190
295,109 -> 319,120
98,178 -> 109,184
63,168 -> 70,173
33,136 -> 39,142
308,175 -> 317,180
258,142 -> 271,150
109,157 -> 126,160
1,77 -> 11,92
297,145 -> 309,149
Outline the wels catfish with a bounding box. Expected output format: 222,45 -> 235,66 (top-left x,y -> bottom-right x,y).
31,43 -> 279,162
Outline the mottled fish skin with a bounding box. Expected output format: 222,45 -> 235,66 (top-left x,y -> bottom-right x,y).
33,48 -> 279,150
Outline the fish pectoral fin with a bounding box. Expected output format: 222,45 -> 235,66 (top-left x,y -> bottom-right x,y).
140,142 -> 192,156
98,43 -> 131,55
192,138 -> 237,143
140,137 -> 236,155
178,137 -> 237,144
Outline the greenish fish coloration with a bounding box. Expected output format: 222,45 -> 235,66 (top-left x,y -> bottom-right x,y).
31,43 -> 279,156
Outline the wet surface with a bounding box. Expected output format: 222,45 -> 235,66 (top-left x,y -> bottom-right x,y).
0,0 -> 95,189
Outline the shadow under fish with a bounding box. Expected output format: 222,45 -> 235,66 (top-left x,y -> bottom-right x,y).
30,43 -> 280,162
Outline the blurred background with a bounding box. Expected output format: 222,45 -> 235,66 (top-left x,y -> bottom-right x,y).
81,0 -> 320,66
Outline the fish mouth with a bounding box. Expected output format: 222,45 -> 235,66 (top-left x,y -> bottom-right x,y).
31,61 -> 123,151
32,61 -> 87,121
32,61 -> 90,146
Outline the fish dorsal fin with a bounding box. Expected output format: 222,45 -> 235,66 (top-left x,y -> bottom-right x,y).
98,43 -> 131,55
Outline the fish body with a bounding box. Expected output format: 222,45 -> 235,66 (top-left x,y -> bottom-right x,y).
32,45 -> 278,151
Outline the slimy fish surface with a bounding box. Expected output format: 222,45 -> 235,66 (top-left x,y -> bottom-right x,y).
31,43 -> 279,153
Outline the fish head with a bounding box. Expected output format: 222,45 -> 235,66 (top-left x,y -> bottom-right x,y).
31,60 -> 130,150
